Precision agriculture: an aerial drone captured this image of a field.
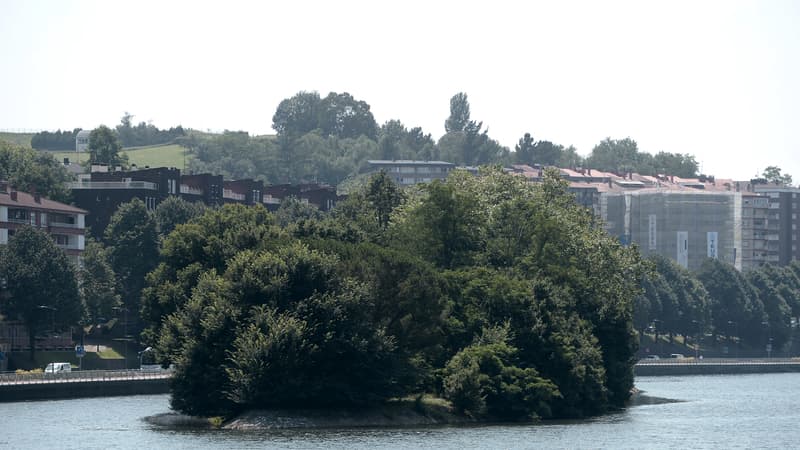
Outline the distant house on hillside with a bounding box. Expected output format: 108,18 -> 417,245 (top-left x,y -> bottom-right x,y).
75,129 -> 91,153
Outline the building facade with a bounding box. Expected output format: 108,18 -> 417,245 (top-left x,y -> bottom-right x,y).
70,167 -> 180,236
601,189 -> 740,270
751,184 -> 800,266
0,181 -> 87,265
367,160 -> 455,185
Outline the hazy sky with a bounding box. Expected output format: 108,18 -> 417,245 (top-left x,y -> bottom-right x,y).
2,0 -> 798,181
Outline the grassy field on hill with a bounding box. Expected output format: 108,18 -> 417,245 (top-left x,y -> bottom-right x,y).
0,132 -> 34,147
50,144 -> 190,170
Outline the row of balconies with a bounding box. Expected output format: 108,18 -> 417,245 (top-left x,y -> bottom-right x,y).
223,189 -> 246,201
180,185 -> 204,196
4,218 -> 81,229
68,180 -> 158,190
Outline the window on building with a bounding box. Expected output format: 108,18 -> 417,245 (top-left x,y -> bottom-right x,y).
53,235 -> 69,246
8,208 -> 26,222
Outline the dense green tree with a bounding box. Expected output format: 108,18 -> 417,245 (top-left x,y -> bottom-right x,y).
557,145 -> 583,169
154,196 -> 207,237
585,137 -> 641,175
88,125 -> 128,168
514,133 -> 536,165
392,167 -> 646,414
185,131 -> 277,183
104,198 -> 159,331
0,227 -> 83,358
443,325 -> 559,420
160,272 -> 240,415
445,92 -> 471,133
0,141 -> 74,202
650,255 -> 710,339
761,166 -> 793,186
31,128 -> 81,151
439,94 -> 509,166
141,204 -> 284,343
515,133 -> 563,166
145,166 -> 647,419
365,171 -> 405,230
271,91 -> 322,138
80,241 -> 121,325
160,243 -> 408,414
652,152 -> 699,178
397,175 -> 482,268
376,120 -> 435,161
696,258 -> 765,345
115,112 -> 185,148
317,92 -> 378,140
747,268 -> 792,351
274,196 -> 323,228
530,140 -> 562,166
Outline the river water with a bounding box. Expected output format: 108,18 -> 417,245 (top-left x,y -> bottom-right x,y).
2,374 -> 798,449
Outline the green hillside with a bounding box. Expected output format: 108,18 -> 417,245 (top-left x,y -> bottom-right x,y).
49,144 -> 190,170
0,132 -> 34,147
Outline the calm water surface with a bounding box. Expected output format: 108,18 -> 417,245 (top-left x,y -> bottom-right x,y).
2,373 -> 799,449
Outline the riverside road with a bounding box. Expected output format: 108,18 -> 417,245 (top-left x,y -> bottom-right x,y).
0,369 -> 171,402
634,357 -> 800,376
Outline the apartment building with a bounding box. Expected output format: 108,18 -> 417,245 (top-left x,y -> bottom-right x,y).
69,166 -> 180,236
367,160 -> 455,185
751,183 -> 800,266
262,184 -> 340,212
0,181 -> 87,265
739,192 -> 773,270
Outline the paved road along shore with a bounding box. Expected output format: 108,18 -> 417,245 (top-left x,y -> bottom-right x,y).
635,357 -> 800,376
0,369 -> 171,402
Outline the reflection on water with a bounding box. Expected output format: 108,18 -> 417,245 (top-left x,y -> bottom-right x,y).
3,373 -> 800,449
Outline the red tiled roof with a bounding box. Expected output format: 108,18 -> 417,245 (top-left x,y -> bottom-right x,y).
0,190 -> 87,214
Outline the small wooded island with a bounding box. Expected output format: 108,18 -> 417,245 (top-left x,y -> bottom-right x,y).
143,168 -> 645,423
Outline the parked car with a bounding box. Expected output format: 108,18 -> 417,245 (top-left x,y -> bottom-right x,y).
44,362 -> 72,374
670,353 -> 685,359
645,355 -> 660,360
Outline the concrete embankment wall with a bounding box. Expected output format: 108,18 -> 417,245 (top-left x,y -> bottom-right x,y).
0,378 -> 170,402
635,361 -> 800,376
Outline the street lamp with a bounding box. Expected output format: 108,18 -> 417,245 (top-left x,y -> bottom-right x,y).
112,306 -> 129,370
762,321 -> 772,358
652,319 -> 663,357
138,346 -> 153,369
692,320 -> 701,359
37,305 -> 57,350
728,321 -> 739,358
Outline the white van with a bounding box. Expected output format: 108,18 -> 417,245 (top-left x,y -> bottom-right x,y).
45,362 -> 72,374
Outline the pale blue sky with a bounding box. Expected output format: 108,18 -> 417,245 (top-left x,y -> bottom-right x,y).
1,0 -> 798,182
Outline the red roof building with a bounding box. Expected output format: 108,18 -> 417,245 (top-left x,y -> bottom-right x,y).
0,181 -> 88,264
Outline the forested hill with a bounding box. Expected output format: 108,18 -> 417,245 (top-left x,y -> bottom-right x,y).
184,91 -> 702,187
144,168 -> 646,420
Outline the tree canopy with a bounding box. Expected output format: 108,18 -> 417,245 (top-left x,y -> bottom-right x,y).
0,227 -> 83,357
0,141 -> 74,202
143,168 -> 647,420
104,198 -> 159,332
88,125 -> 127,168
761,166 -> 793,186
